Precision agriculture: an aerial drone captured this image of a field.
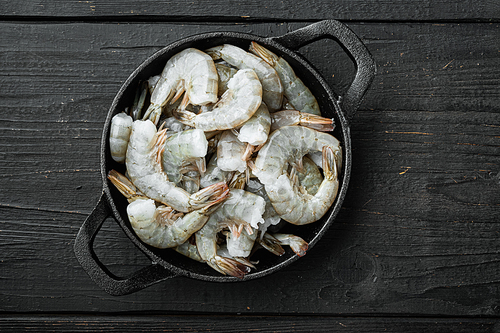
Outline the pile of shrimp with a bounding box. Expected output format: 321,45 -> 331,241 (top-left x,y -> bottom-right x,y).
108,42 -> 342,278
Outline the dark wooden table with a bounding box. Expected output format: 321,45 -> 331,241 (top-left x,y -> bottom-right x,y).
2,1 -> 500,331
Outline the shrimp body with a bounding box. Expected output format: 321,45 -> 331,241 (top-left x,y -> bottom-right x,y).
143,48 -> 218,124
108,170 -> 227,249
236,101 -> 271,147
253,126 -> 341,225
109,112 -> 133,163
126,119 -> 227,212
225,228 -> 258,258
207,44 -> 283,111
250,42 -> 321,116
200,154 -> 233,189
161,129 -> 208,185
175,69 -> 262,131
217,130 -> 248,173
215,63 -> 238,96
127,198 -> 213,249
195,189 -> 265,277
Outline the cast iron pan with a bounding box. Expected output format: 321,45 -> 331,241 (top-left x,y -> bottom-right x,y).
74,20 -> 376,295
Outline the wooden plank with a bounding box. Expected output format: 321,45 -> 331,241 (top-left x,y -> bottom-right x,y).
0,315 -> 498,332
1,0 -> 498,21
0,21 -> 499,315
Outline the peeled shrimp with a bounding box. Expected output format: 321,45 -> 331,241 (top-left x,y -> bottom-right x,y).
109,112 -> 133,163
143,48 -> 218,125
270,110 -> 334,132
195,189 -> 265,277
252,126 -> 341,225
107,170 -> 227,249
250,42 -> 321,116
125,119 -> 228,212
206,44 -> 283,111
175,69 -> 262,131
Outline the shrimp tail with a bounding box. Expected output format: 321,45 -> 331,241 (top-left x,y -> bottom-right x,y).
107,169 -> 141,201
189,181 -> 229,211
212,255 -> 252,279
286,235 -> 308,257
173,108 -> 196,127
299,113 -> 335,132
322,146 -> 337,181
249,41 -> 279,67
257,233 -> 285,256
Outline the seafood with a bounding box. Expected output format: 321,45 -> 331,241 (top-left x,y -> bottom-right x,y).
245,178 -> 281,234
215,63 -> 238,96
130,81 -> 149,121
143,48 -> 218,125
207,44 -> 283,111
225,228 -> 258,258
161,128 -> 208,185
236,101 -> 271,147
252,126 -> 341,225
125,119 -> 228,212
294,156 -> 323,196
200,154 -> 233,189
109,112 -> 133,163
258,233 -> 308,257
270,110 -> 334,132
250,42 -> 321,116
195,189 -> 265,277
174,240 -> 203,262
175,69 -> 262,131
217,130 -> 248,173
108,170 -> 227,249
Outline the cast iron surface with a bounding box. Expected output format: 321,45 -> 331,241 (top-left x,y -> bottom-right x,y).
74,20 -> 375,294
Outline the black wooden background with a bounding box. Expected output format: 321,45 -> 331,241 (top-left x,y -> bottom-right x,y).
1,0 -> 500,331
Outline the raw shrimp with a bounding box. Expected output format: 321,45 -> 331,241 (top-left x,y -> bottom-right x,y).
215,63 -> 237,96
217,130 -> 248,173
225,228 -> 258,258
174,69 -> 262,131
252,126 -> 341,225
206,44 -> 283,111
174,240 -> 203,262
130,81 -> 149,121
109,112 -> 133,163
161,128 -> 208,186
236,101 -> 271,147
107,170 -> 228,249
195,189 -> 265,277
200,154 -> 233,189
142,48 -> 218,125
270,110 -> 334,132
258,233 -> 308,257
250,42 -> 321,116
125,119 -> 228,212
245,178 -> 281,235
294,156 -> 323,196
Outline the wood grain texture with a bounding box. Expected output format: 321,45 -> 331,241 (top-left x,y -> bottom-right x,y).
0,315 -> 498,332
1,0 -> 499,21
0,19 -> 499,318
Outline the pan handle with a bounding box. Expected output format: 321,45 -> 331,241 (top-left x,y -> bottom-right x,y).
74,193 -> 177,295
270,20 -> 376,121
